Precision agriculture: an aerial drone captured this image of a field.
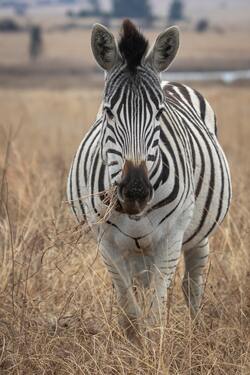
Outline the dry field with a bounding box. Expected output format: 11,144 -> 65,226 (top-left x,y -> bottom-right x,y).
0,83 -> 249,374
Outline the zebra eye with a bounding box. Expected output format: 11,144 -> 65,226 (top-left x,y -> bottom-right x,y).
105,107 -> 114,120
156,108 -> 163,121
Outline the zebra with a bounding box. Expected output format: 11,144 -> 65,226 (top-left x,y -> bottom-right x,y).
67,19 -> 232,334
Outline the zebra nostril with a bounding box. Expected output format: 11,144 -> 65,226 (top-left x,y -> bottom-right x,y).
123,183 -> 150,202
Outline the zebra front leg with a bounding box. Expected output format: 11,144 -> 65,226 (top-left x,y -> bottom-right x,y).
116,285 -> 142,338
182,238 -> 209,317
101,250 -> 141,336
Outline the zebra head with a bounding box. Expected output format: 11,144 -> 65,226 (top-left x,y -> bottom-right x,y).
91,20 -> 179,216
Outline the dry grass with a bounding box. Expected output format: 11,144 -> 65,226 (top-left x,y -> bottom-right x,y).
0,85 -> 250,374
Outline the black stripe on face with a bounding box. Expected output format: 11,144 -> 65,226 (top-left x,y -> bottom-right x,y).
110,83 -> 123,109
150,156 -> 160,177
147,154 -> 156,162
108,160 -> 119,167
152,139 -> 159,148
111,169 -> 121,180
105,135 -> 116,144
107,148 -> 123,158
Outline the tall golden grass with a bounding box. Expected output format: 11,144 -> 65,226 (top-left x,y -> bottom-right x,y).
0,85 -> 249,374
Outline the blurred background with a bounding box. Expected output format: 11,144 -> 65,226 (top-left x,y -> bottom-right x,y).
0,0 -> 250,88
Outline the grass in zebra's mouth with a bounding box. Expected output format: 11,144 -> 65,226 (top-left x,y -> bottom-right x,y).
97,185 -> 119,224
65,185 -> 119,225
98,186 -> 148,222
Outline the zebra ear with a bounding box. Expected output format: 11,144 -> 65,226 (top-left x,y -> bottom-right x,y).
91,23 -> 119,71
145,26 -> 179,72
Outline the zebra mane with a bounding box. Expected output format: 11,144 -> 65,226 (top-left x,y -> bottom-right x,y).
118,19 -> 149,73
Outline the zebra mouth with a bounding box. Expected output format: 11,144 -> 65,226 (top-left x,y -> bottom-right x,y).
120,199 -> 147,215
128,212 -> 145,221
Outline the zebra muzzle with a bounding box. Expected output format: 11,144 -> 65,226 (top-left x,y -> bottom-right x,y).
117,160 -> 153,215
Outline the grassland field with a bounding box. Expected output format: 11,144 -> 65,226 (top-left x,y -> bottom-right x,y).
0,82 -> 249,374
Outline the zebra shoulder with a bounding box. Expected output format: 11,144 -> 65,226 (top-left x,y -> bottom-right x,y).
161,81 -> 217,136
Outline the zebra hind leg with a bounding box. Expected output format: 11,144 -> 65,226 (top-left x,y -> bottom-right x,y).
182,238 -> 209,317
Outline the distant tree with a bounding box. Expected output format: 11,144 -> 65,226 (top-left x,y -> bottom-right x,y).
29,26 -> 43,60
168,0 -> 184,22
196,19 -> 209,33
77,10 -> 90,17
112,0 -> 152,20
67,0 -> 104,18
